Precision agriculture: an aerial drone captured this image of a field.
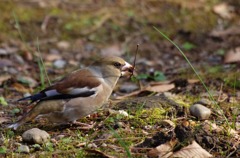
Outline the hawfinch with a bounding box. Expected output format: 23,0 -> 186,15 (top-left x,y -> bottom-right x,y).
8,56 -> 133,130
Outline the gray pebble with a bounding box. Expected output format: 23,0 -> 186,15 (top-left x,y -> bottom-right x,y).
17,144 -> 30,153
190,104 -> 211,120
53,59 -> 66,69
14,54 -> 25,65
119,83 -> 138,93
22,128 -> 50,144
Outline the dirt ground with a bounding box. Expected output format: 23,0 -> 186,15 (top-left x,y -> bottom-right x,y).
0,0 -> 240,157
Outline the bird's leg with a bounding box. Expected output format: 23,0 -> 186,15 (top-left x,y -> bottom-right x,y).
71,120 -> 96,130
8,100 -> 65,130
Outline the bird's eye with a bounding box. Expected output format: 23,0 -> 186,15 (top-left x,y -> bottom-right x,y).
113,62 -> 121,68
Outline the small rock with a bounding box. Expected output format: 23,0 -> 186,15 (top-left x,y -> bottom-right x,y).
87,143 -> 97,148
190,104 -> 211,120
53,59 -> 66,69
17,76 -> 38,88
14,54 -> 25,65
57,41 -> 70,50
118,110 -> 129,117
119,83 -> 138,93
0,48 -> 7,55
17,144 -> 30,153
101,143 -> 107,147
8,67 -> 18,74
22,128 -> 50,144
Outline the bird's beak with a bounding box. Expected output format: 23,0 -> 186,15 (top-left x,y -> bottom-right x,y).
121,62 -> 134,77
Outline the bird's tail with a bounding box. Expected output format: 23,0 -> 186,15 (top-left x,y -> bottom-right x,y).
17,93 -> 46,103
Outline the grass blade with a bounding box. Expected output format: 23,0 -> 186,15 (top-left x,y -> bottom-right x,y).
153,26 -> 229,124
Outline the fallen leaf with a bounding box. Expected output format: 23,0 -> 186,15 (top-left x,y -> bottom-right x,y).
213,3 -> 235,19
224,47 -> 240,63
148,139 -> 177,158
0,75 -> 11,85
171,141 -> 212,158
115,83 -> 175,100
188,79 -> 200,84
210,26 -> 240,37
12,82 -> 31,93
146,84 -> 175,92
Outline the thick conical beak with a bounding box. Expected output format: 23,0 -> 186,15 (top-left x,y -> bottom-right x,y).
121,62 -> 134,77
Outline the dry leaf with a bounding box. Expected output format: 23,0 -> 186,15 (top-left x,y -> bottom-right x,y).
146,84 -> 175,92
224,47 -> 240,63
115,83 -> 175,100
148,139 -> 177,158
12,83 -> 31,93
171,141 -> 212,158
210,26 -> 240,37
188,79 -> 199,84
213,3 -> 234,19
161,120 -> 176,128
0,75 -> 11,85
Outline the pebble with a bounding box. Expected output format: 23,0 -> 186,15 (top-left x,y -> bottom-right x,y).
87,143 -> 97,148
119,83 -> 138,93
17,144 -> 30,153
14,54 -> 25,65
53,59 -> 66,69
17,76 -> 38,88
8,67 -> 18,74
57,41 -> 70,50
118,110 -> 129,117
22,128 -> 50,144
0,48 -> 7,55
189,104 -> 211,120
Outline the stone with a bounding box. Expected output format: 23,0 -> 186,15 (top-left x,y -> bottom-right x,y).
22,128 -> 50,144
119,83 -> 138,93
17,144 -> 30,153
189,104 -> 211,120
53,59 -> 66,69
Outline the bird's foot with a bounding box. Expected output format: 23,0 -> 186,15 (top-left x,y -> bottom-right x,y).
71,121 -> 96,130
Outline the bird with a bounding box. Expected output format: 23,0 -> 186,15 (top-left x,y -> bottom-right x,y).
8,56 -> 134,130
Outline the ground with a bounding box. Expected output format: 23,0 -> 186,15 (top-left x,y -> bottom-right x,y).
0,0 -> 240,157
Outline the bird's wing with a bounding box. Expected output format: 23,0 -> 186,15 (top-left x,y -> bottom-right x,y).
18,69 -> 102,103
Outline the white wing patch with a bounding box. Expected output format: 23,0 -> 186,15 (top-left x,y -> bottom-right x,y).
67,87 -> 95,95
45,89 -> 60,97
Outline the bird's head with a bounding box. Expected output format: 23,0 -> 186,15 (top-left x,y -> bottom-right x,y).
93,56 -> 134,77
